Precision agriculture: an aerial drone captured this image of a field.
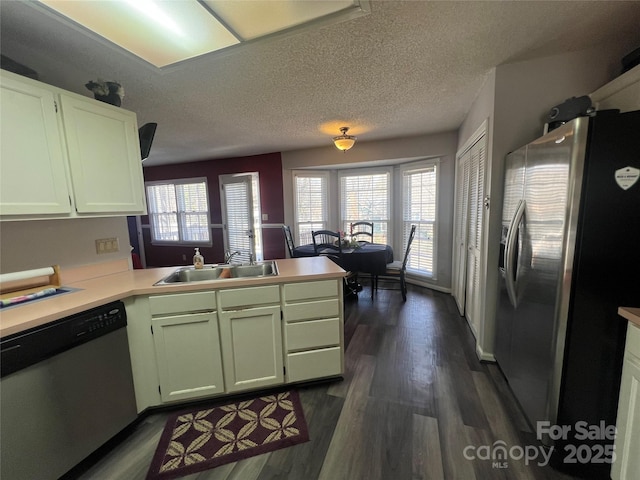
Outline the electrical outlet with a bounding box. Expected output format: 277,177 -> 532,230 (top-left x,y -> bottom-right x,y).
95,237 -> 119,254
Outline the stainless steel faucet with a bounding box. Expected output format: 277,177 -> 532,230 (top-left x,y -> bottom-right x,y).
248,253 -> 255,265
224,250 -> 242,263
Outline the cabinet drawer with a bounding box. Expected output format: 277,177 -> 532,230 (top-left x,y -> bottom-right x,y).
283,280 -> 338,301
285,318 -> 340,351
286,347 -> 342,383
283,299 -> 340,322
218,285 -> 280,309
149,291 -> 216,316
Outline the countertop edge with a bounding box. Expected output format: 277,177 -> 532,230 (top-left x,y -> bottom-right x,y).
619,307 -> 640,328
0,257 -> 346,338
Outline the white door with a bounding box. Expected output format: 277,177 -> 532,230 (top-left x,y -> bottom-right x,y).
453,153 -> 470,314
219,173 -> 262,262
452,128 -> 487,334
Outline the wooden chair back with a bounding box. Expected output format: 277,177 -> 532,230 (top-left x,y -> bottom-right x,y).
282,225 -> 296,258
350,221 -> 374,243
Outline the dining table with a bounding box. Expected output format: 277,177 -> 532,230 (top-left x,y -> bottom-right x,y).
292,242 -> 394,275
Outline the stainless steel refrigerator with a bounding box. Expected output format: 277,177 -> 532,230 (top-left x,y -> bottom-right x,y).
495,110 -> 640,478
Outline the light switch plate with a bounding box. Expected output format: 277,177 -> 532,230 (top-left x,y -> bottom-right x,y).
95,237 -> 119,254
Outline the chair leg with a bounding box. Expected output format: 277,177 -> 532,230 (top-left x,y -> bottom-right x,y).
400,272 -> 407,301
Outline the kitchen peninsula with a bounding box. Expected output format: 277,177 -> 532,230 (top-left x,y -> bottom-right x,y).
1,256 -> 346,409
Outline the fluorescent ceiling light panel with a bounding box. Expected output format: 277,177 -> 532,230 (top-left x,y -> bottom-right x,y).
39,0 -> 240,67
37,0 -> 366,68
204,0 -> 357,40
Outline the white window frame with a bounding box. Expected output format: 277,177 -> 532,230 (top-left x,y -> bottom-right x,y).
400,160 -> 439,279
145,177 -> 212,246
292,171 -> 329,246
338,167 -> 392,244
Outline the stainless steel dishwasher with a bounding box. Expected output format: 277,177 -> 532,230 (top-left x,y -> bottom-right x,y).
0,300 -> 138,480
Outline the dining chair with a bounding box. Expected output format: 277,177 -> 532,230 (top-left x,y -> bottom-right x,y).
282,225 -> 297,258
312,230 -> 359,298
373,224 -> 416,301
350,221 -> 374,243
311,230 -> 342,256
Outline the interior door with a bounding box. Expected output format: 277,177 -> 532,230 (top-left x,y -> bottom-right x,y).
219,173 -> 262,263
453,131 -> 486,327
464,137 -> 486,333
453,152 -> 470,314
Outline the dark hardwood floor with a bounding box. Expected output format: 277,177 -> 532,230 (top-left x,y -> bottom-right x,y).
74,285 -> 579,480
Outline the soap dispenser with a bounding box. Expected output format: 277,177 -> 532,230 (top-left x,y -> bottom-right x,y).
193,248 -> 204,269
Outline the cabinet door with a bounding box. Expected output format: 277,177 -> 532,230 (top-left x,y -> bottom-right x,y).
152,312 -> 224,403
0,72 -> 71,215
612,354 -> 640,480
59,95 -> 146,214
218,305 -> 283,393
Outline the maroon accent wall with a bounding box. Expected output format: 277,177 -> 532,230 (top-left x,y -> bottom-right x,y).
142,152 -> 285,267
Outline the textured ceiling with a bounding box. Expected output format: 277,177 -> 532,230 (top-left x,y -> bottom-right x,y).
2,1 -> 640,167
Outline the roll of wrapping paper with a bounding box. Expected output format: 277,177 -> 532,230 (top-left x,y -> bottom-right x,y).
0,265 -> 61,302
0,287 -> 58,308
0,266 -> 55,284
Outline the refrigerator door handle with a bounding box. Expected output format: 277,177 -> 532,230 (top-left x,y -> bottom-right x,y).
505,199 -> 526,307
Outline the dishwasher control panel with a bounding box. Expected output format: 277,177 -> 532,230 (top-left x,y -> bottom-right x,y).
0,301 -> 127,378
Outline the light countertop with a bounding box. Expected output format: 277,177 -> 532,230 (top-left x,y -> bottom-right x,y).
0,257 -> 345,338
619,307 -> 640,328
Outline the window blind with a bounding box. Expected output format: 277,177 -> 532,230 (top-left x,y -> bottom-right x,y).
146,178 -> 210,244
294,173 -> 328,245
402,165 -> 437,276
339,171 -> 389,243
222,181 -> 252,262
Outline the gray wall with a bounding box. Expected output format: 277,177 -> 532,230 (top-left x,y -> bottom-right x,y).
281,131 -> 458,291
0,217 -> 131,273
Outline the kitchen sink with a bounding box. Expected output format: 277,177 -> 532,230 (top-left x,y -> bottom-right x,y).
153,261 -> 278,285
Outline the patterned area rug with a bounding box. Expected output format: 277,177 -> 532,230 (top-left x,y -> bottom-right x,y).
146,390 -> 309,479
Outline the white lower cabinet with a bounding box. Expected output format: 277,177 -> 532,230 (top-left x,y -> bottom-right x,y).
148,292 -> 222,403
282,279 -> 343,382
218,285 -> 283,393
126,278 -> 344,410
612,322 -> 640,480
152,312 -> 224,403
218,305 -> 283,392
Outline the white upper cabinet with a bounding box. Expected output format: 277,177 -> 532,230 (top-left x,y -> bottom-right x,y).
0,70 -> 146,219
0,71 -> 71,215
60,94 -> 146,214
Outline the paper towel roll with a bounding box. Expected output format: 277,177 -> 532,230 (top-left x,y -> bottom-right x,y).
0,267 -> 55,284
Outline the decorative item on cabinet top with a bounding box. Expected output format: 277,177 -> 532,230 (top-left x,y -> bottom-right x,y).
85,79 -> 124,107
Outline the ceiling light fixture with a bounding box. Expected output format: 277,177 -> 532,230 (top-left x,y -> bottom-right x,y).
333,127 -> 356,152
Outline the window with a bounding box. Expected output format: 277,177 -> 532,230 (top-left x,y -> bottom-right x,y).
339,169 -> 391,244
402,162 -> 438,277
293,172 -> 328,245
146,178 -> 211,244
291,161 -> 439,282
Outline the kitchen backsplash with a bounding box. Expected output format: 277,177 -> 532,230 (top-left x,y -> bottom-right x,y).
0,217 -> 130,274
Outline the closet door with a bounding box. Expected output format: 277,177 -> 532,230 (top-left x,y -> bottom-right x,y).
464,137 -> 486,335
453,153 -> 470,314
452,130 -> 487,337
